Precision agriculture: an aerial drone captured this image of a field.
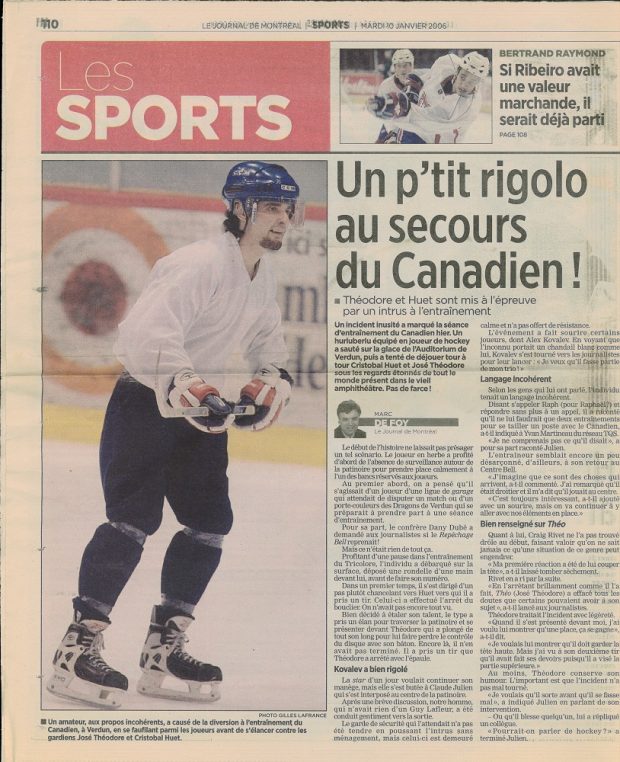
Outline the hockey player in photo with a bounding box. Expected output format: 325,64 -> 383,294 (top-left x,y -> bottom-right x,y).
366,49 -> 424,143
374,51 -> 490,144
47,161 -> 302,708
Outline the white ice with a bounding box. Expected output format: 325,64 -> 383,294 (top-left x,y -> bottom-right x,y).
42,440 -> 326,711
340,101 -> 492,144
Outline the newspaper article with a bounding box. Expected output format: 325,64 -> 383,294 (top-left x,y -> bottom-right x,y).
2,2 -> 619,761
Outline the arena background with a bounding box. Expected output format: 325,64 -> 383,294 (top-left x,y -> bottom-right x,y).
42,160 -> 327,466
340,48 -> 493,143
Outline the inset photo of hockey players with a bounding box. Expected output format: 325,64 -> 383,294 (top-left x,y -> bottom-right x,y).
41,160 -> 327,710
340,47 -> 493,144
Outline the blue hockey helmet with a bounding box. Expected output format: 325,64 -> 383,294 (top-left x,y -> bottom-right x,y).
222,161 -> 304,227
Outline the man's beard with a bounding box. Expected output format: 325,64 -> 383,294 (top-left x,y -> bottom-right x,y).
260,236 -> 283,251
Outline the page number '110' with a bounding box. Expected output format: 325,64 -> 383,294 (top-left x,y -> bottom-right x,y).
37,17 -> 60,29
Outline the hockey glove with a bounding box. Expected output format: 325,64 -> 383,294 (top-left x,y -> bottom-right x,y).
366,91 -> 411,120
233,365 -> 293,432
404,73 -> 424,105
366,95 -> 384,115
168,370 -> 234,433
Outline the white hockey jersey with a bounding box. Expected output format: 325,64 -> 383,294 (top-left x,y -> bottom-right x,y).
376,74 -> 406,99
114,232 -> 288,408
398,53 -> 482,144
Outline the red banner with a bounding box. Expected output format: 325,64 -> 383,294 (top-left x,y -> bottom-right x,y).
41,42 -> 330,152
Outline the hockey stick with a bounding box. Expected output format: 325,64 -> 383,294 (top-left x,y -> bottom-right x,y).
154,349 -> 255,419
161,403 -> 255,419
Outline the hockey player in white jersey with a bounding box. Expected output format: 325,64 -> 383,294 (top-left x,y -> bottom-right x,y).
377,49 -> 415,98
374,51 -> 490,144
366,49 -> 424,143
47,161 -> 301,708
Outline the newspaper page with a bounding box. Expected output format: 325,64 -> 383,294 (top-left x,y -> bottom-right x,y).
2,2 -> 619,761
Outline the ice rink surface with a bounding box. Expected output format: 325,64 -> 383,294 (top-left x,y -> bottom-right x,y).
42,440 -> 326,711
340,100 -> 492,144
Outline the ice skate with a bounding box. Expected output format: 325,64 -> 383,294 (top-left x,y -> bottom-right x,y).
47,614 -> 128,709
137,605 -> 222,702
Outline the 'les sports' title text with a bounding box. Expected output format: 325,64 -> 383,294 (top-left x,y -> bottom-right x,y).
41,41 -> 330,151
